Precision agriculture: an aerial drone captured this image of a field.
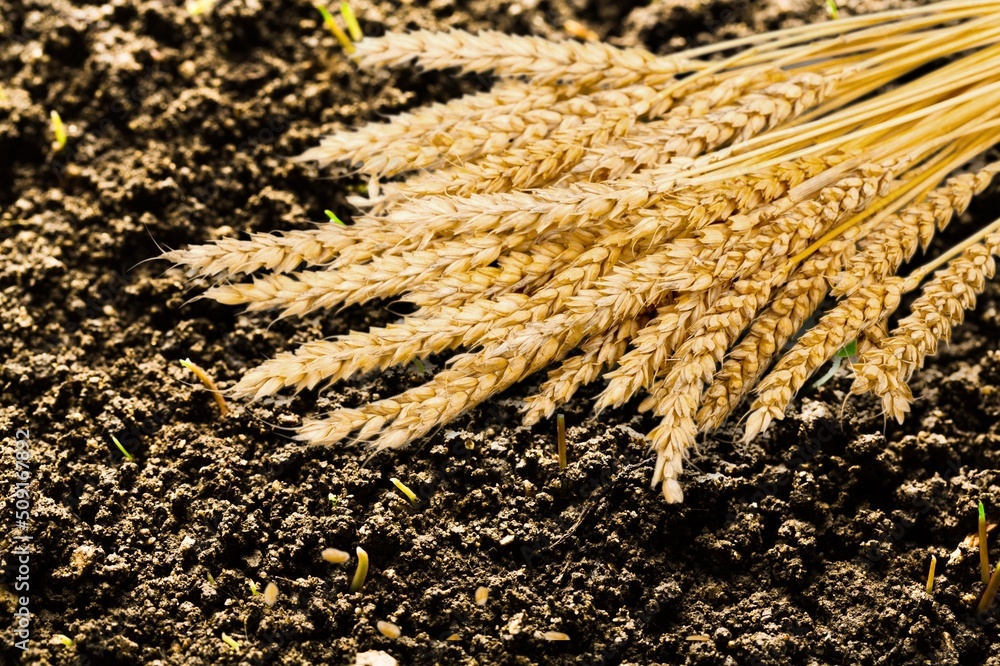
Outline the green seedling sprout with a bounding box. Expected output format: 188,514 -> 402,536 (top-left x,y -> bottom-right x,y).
339,2 -> 363,42
556,414 -> 567,469
329,492 -> 340,506
50,110 -> 67,151
315,4 -> 355,54
349,546 -> 369,592
390,477 -> 419,506
248,580 -> 259,596
221,633 -> 240,651
980,501 -> 990,584
53,634 -> 74,648
926,555 -> 936,594
825,0 -> 840,19
179,358 -> 229,416
207,572 -> 217,585
411,357 -> 427,375
111,435 -> 134,462
978,559 -> 1000,615
812,340 -> 857,388
324,209 -> 347,227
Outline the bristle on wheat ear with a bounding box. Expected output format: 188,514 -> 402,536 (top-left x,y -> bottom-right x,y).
170,0 -> 1000,502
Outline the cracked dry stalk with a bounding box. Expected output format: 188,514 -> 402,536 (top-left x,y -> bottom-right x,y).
168,1 -> 1000,502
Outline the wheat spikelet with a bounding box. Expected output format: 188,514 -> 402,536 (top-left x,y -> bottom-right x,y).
168,4 -> 1000,502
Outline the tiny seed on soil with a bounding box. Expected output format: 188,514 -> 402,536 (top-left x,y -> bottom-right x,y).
475,586 -> 489,605
543,631 -> 570,641
322,548 -> 350,564
263,582 -> 279,606
377,621 -> 401,638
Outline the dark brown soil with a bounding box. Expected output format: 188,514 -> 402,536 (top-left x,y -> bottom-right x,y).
2,0 -> 1000,664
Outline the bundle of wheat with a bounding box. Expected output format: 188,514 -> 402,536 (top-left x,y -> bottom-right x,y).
167,0 -> 1000,502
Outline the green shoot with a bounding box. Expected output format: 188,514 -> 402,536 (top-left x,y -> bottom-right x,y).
207,573 -> 217,585
50,110 -> 67,151
221,633 -> 240,651
411,357 -> 427,375
339,2 -> 363,42
329,492 -> 340,506
556,414 -> 567,469
925,554 -> 936,593
981,501 -> 991,584
315,4 -> 355,54
179,358 -> 229,416
324,209 -> 347,227
390,477 -> 419,506
111,435 -> 134,462
349,546 -> 369,592
979,561 -> 1000,615
248,580 -> 259,596
825,0 -> 840,20
812,340 -> 857,388
53,634 -> 74,648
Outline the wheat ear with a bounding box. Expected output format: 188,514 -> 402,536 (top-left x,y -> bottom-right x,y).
354,29 -> 698,89
851,228 -> 1000,421
744,278 -> 907,440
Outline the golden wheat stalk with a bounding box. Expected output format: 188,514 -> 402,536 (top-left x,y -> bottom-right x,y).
167,1 -> 1000,502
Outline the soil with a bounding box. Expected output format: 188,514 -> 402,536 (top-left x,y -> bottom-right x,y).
2,0 -> 1000,664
